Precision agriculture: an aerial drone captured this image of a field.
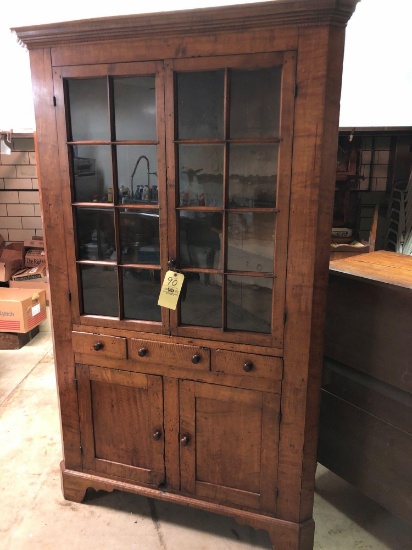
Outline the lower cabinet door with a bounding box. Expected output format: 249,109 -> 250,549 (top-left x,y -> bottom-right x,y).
76,364 -> 165,487
179,381 -> 280,514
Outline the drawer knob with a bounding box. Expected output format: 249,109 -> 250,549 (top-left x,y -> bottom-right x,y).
191,354 -> 201,364
93,341 -> 104,351
138,348 -> 148,357
180,435 -> 190,446
243,361 -> 254,372
153,430 -> 162,441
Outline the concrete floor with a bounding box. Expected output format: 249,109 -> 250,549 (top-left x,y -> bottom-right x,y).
1,320 -> 412,549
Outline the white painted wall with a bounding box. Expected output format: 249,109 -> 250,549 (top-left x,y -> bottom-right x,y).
0,0 -> 410,131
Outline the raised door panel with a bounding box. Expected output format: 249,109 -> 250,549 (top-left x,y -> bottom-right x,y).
76,364 -> 164,487
179,380 -> 280,514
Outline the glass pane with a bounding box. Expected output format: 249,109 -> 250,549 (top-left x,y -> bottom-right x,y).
114,76 -> 156,140
178,144 -> 223,207
80,265 -> 118,317
72,145 -> 112,203
179,212 -> 222,269
68,78 -> 109,141
180,274 -> 222,328
119,209 -> 160,265
116,145 -> 158,204
227,212 -> 275,272
177,71 -> 224,139
228,144 -> 278,207
226,275 -> 272,333
122,268 -> 161,321
230,67 -> 281,138
75,208 -> 116,261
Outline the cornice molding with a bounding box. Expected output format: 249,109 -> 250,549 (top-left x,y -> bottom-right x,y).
13,0 -> 360,50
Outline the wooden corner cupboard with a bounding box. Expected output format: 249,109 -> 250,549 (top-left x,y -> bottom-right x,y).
14,1 -> 359,547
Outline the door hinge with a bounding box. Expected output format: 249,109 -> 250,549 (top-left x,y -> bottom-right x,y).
278,411 -> 283,424
74,378 -> 78,391
294,84 -> 298,98
284,311 -> 287,324
53,95 -> 57,107
68,291 -> 71,302
80,445 -> 83,454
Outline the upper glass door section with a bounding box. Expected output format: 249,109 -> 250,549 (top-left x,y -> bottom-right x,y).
65,70 -> 164,325
168,54 -> 291,345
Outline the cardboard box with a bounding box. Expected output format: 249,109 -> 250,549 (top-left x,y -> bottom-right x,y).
9,278 -> 50,304
25,248 -> 47,267
24,239 -> 44,249
12,265 -> 47,282
0,243 -> 25,282
0,288 -> 47,333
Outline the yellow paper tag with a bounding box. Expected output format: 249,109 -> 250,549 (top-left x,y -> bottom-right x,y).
158,270 -> 185,310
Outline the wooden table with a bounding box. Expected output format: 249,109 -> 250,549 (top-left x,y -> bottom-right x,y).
319,251 -> 412,525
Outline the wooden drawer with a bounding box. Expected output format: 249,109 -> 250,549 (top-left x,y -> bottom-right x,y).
72,331 -> 127,359
129,338 -> 210,371
212,349 -> 283,380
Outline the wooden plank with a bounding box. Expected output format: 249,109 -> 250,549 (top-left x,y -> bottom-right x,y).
325,275 -> 412,393
50,27 -> 298,67
277,25 -> 346,523
89,365 -> 147,389
179,380 -> 196,494
329,251 -> 412,289
260,393 -> 280,514
322,358 -> 412,436
147,375 -> 166,487
30,48 -> 82,470
0,326 -> 39,350
163,377 -> 180,491
318,390 -> 412,525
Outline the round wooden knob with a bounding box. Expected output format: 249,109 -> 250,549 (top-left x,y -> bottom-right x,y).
180,435 -> 190,446
191,354 -> 201,364
93,341 -> 104,351
243,361 -> 254,372
153,430 -> 162,441
138,348 -> 148,357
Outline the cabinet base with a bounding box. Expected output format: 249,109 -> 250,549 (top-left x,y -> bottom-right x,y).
60,462 -> 314,549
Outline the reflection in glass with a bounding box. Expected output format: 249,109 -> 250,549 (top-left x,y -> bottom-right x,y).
119,209 -> 160,265
116,145 -> 158,204
80,265 -> 118,317
178,145 -> 223,207
71,145 -> 112,203
230,67 -> 281,138
68,78 -> 109,141
179,212 -> 222,269
228,144 -> 278,207
227,212 -> 275,272
177,71 -> 224,139
76,208 -> 116,261
227,276 -> 272,333
122,268 -> 161,321
114,76 -> 156,140
180,274 -> 222,328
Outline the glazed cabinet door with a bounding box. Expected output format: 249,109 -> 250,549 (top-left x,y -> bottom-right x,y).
166,52 -> 295,349
76,364 -> 165,487
54,61 -> 168,334
179,381 -> 280,514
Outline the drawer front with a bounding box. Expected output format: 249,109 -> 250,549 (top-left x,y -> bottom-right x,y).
129,338 -> 210,371
212,349 -> 283,380
72,331 -> 127,359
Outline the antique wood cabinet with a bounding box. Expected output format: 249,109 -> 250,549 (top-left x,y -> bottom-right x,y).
15,1 -> 358,548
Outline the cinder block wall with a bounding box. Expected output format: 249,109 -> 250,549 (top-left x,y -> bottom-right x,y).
0,135 -> 43,243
